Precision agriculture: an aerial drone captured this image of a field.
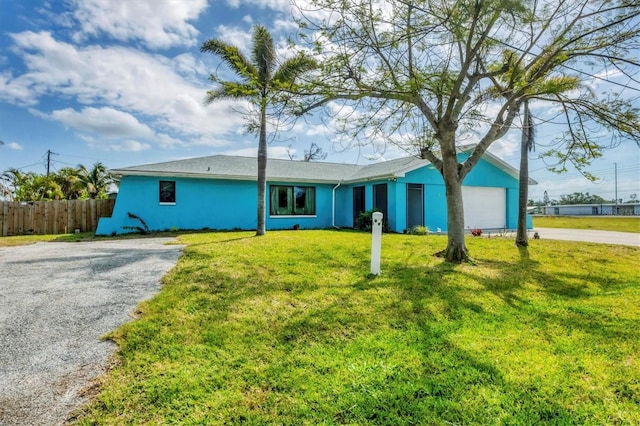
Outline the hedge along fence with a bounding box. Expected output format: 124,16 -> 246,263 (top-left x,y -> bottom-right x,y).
0,199 -> 115,237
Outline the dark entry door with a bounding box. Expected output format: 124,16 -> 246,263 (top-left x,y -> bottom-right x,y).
406,183 -> 424,228
373,183 -> 388,219
353,186 -> 365,223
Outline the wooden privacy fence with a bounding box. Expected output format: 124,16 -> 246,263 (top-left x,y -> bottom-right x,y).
0,199 -> 115,236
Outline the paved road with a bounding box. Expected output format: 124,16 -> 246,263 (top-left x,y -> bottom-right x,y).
0,238 -> 184,426
532,227 -> 640,247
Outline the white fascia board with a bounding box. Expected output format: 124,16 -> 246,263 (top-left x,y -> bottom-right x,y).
112,170 -> 342,184
112,170 -> 253,180
342,174 -> 396,184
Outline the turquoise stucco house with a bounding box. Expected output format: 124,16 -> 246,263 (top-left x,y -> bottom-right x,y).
96,148 -> 535,235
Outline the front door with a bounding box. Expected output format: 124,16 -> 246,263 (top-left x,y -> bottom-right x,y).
373,183 -> 388,219
406,183 -> 424,229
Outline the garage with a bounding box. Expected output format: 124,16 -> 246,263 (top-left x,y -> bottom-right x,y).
462,186 -> 506,229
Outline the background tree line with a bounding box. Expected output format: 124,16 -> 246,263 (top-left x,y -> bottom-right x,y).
0,162 -> 115,201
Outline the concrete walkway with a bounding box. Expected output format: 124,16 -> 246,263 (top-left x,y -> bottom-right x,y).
532,228 -> 640,247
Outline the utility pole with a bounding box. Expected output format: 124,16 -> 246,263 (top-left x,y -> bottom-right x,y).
46,150 -> 58,177
614,162 -> 618,216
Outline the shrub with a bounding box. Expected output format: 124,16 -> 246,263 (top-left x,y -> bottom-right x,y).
470,228 -> 483,236
408,225 -> 429,235
354,209 -> 389,232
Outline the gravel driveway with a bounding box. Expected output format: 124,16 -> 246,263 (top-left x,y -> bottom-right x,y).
0,238 -> 184,426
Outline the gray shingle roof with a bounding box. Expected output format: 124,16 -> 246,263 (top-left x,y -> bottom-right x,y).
112,150 -> 535,184
112,155 -> 363,183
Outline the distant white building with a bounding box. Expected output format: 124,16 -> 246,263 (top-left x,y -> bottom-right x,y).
543,203 -> 640,216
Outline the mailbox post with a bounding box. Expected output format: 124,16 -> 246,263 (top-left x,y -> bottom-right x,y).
370,212 -> 383,275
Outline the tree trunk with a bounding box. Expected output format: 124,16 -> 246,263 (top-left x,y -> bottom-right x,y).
441,150 -> 470,263
256,98 -> 267,236
516,101 -> 531,247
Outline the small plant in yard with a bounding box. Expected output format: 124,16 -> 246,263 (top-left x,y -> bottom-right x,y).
470,227 -> 483,236
408,225 -> 429,235
122,212 -> 149,234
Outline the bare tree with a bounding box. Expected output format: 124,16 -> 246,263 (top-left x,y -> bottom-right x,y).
303,142 -> 328,161
294,0 -> 640,262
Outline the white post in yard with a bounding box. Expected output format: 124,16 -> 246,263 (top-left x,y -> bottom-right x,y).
370,212 -> 383,275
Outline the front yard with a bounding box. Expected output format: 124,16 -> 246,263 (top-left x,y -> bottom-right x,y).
534,215 -> 640,233
70,230 -> 639,424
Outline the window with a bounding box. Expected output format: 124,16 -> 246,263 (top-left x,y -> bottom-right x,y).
159,180 -> 176,204
270,185 -> 315,216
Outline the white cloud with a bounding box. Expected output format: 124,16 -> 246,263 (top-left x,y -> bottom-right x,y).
4,31 -> 245,140
0,71 -> 40,106
43,106 -> 192,152
173,53 -> 209,79
69,0 -> 208,49
225,0 -> 290,11
104,140 -> 152,153
50,107 -> 155,139
4,142 -> 23,150
488,133 -> 519,159
212,25 -> 253,53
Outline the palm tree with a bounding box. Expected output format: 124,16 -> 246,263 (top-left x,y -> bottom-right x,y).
1,168 -> 28,201
53,167 -> 84,199
201,25 -> 317,236
78,162 -> 114,199
516,100 -> 535,247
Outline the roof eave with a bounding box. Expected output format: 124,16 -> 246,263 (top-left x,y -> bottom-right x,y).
113,170 -> 343,184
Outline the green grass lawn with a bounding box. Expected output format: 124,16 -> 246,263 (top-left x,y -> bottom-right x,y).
67,230 -> 639,425
534,215 -> 640,233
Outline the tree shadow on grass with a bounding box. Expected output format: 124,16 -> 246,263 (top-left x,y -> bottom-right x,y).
267,260 -> 585,424
89,233 -> 639,424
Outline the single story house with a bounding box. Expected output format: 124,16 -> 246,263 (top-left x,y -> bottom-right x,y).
543,203 -> 640,216
96,148 -> 535,235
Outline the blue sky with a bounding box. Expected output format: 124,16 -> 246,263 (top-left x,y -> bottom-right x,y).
0,0 -> 638,202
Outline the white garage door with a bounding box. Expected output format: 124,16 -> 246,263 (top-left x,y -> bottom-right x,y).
462,186 -> 506,229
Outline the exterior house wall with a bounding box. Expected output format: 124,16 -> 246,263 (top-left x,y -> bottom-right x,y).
394,156 -> 527,232
96,176 -> 258,235
96,176 -> 341,235
333,186 -> 352,228
396,163 -> 443,233
97,154 -> 533,235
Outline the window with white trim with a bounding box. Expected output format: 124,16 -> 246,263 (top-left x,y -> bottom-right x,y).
270,185 -> 316,216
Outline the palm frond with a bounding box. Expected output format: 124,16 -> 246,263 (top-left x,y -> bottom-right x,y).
201,39 -> 258,82
204,82 -> 258,104
251,25 -> 276,85
272,53 -> 318,87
